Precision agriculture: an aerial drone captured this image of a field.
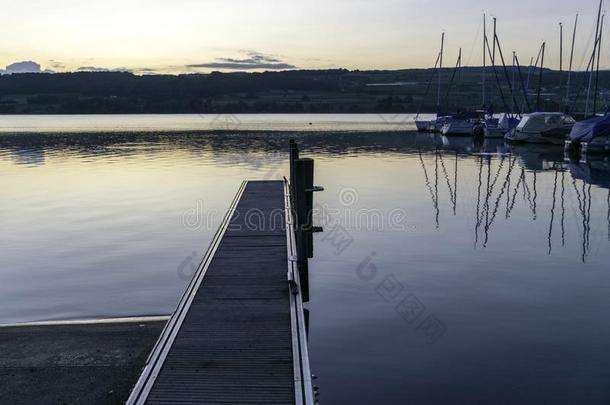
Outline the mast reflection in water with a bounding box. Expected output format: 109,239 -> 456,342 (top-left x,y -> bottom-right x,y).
414,135 -> 610,263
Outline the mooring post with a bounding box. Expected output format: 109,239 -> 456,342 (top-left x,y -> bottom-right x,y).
289,140 -> 299,198
290,140 -> 324,303
294,158 -> 313,301
298,158 -> 315,256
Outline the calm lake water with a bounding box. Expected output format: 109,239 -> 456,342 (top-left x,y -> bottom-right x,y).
1,114 -> 610,404
0,113 -> 419,133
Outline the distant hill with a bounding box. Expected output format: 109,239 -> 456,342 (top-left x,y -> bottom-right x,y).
0,68 -> 608,114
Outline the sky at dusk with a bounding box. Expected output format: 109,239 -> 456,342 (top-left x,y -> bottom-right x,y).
0,0 -> 608,74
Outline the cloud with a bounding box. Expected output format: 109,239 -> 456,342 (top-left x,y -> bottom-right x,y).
187,51 -> 296,71
219,52 -> 282,64
133,67 -> 160,75
77,66 -> 109,72
77,66 -> 133,73
49,60 -> 65,68
0,61 -> 54,75
189,62 -> 296,70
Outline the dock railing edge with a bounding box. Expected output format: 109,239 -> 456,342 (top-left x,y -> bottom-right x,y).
284,178 -> 316,405
126,180 -> 248,405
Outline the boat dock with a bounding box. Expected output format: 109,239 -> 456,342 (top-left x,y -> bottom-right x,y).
127,143 -> 318,404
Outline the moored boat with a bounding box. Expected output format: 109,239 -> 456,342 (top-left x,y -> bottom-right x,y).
416,114 -> 455,133
505,112 -> 575,145
440,112 -> 484,136
566,114 -> 610,153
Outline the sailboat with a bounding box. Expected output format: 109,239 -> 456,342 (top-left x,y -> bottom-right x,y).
441,111 -> 485,135
565,5 -> 610,154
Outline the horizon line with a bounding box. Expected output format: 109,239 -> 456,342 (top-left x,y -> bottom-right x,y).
1,65 -> 607,77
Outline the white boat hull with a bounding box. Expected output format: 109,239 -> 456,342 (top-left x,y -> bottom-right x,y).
505,129 -> 570,145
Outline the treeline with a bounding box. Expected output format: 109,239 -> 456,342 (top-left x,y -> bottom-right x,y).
0,68 -> 608,114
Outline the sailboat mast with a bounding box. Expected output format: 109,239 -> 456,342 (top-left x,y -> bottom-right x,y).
510,51 -> 517,114
514,54 -> 532,112
444,48 -> 462,107
526,56 -> 534,92
536,42 -> 546,111
492,17 -> 497,65
566,14 -> 578,109
594,14 -> 605,115
438,32 -> 445,110
586,0 -> 603,117
559,22 -> 563,73
494,30 -> 520,114
483,13 -> 487,107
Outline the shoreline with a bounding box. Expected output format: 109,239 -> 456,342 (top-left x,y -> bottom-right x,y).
0,320 -> 165,404
0,315 -> 171,328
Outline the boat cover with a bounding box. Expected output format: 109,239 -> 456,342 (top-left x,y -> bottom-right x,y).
517,113 -> 574,133
569,114 -> 610,143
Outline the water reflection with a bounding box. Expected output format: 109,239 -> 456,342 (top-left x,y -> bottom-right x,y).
406,135 -> 610,263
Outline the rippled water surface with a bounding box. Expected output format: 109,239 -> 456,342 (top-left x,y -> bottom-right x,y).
1,119 -> 610,404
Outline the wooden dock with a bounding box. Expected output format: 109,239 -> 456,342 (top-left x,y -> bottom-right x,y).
127,179 -> 314,404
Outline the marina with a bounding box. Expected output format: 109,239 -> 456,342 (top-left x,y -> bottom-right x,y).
412,2 -> 610,158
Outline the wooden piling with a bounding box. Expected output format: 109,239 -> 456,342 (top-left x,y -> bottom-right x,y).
290,140 -> 300,197
294,158 -> 313,302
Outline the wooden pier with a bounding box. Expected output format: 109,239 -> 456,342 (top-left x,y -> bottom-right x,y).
128,144 -> 318,404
